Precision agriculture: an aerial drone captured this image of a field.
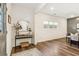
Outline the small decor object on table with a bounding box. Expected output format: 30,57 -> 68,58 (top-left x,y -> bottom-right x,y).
14,22 -> 22,35
28,28 -> 32,35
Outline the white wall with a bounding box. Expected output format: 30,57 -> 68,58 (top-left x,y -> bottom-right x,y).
6,3 -> 67,55
6,4 -> 12,56
35,13 -> 67,44
11,5 -> 35,47
8,4 -> 67,50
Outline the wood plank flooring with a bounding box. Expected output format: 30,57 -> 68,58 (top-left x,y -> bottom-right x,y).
11,44 -> 35,54
36,38 -> 79,56
12,38 -> 79,56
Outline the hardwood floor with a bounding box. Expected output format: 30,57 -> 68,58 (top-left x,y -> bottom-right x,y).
11,38 -> 79,56
36,38 -> 79,56
11,44 -> 35,54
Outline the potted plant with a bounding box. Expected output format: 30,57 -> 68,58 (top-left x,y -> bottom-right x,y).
14,22 -> 22,35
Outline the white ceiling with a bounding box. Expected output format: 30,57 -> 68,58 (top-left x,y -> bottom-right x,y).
12,3 -> 41,10
12,3 -> 79,18
40,3 -> 79,18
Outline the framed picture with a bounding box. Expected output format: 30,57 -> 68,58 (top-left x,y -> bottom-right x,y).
8,15 -> 11,24
43,21 -> 49,28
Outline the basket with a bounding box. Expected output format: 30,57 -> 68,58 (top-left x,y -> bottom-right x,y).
20,42 -> 29,48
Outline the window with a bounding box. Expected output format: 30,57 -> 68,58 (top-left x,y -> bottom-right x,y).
0,8 -> 3,32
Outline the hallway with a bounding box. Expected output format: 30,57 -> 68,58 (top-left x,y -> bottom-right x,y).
12,38 -> 79,56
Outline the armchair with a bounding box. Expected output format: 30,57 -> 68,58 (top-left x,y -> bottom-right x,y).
68,33 -> 79,48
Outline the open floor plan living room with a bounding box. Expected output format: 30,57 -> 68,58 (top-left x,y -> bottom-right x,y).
1,3 -> 79,56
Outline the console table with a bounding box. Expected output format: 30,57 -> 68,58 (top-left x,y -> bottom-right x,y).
15,34 -> 32,51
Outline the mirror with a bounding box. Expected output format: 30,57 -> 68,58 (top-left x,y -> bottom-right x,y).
19,20 -> 29,31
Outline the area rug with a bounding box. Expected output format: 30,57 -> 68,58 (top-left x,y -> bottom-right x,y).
12,48 -> 43,56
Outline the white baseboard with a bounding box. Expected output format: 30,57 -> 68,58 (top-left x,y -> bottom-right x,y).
35,37 -> 66,44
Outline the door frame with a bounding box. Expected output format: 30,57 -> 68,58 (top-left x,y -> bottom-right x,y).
0,3 -> 7,56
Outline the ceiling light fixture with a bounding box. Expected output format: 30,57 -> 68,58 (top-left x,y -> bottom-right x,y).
70,15 -> 75,18
50,7 -> 54,10
76,18 -> 79,20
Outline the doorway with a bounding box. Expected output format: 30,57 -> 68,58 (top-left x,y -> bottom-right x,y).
0,3 -> 7,56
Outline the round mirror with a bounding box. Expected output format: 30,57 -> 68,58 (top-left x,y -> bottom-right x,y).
19,20 -> 29,31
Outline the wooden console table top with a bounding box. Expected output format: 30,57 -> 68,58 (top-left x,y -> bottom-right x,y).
15,35 -> 32,39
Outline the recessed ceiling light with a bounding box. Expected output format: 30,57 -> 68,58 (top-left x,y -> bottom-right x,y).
70,15 -> 75,18
50,7 -> 54,10
76,18 -> 79,20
